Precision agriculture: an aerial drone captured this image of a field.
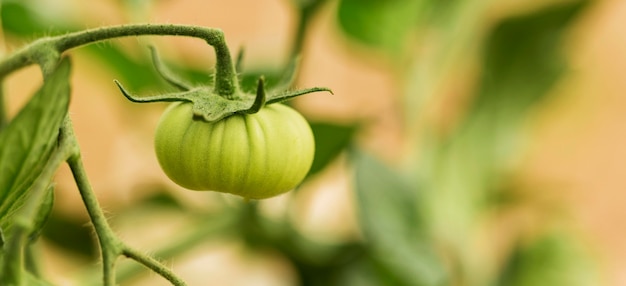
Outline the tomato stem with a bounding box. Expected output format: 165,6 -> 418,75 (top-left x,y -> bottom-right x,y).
64,117 -> 187,286
0,24 -> 240,97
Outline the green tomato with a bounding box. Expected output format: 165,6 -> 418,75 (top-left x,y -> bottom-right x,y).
154,102 -> 315,199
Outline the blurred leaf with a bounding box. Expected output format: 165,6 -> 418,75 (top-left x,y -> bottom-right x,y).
292,0 -> 328,9
238,68 -> 283,94
442,0 -> 589,206
135,190 -> 185,209
306,122 -> 357,178
0,2 -> 42,36
24,270 -> 53,286
0,228 -> 4,268
336,0 -> 421,55
0,58 -> 71,235
83,45 -> 168,91
84,44 -> 217,93
27,185 -> 54,241
236,202 -> 366,286
334,255 -> 397,286
469,0 -> 588,124
0,2 -> 204,93
0,1 -> 74,36
41,211 -> 97,258
236,53 -> 302,93
496,230 -> 598,286
351,148 -> 446,286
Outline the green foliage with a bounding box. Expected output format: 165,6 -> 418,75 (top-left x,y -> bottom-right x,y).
0,0 -> 605,285
341,0 -> 596,285
352,148 -> 446,286
40,210 -> 97,258
0,2 -> 72,36
306,122 -> 357,178
496,230 -> 598,286
0,58 -> 71,236
27,186 -> 54,241
469,0 -> 588,125
436,0 -> 589,208
0,1 -> 180,91
23,270 -> 54,286
336,0 -> 421,55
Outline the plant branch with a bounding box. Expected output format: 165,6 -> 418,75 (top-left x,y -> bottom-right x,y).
121,247 -> 186,286
65,120 -> 121,286
63,117 -> 187,286
115,210 -> 237,284
0,24 -> 239,97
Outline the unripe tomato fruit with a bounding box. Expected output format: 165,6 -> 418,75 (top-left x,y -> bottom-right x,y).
154,102 -> 315,199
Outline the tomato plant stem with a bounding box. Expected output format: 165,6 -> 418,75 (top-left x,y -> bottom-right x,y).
64,119 -> 120,286
122,247 -> 187,286
64,118 -> 186,286
115,209 -> 237,283
0,24 -> 240,97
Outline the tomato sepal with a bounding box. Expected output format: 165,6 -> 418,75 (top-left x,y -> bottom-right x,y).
115,46 -> 331,122
115,78 -> 331,122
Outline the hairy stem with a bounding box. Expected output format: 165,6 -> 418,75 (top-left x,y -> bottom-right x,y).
0,23 -> 250,285
121,247 -> 186,286
64,118 -> 186,286
66,144 -> 120,285
116,210 -> 236,283
0,24 -> 239,97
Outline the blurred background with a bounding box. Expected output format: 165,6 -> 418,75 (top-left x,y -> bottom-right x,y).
2,0 -> 626,285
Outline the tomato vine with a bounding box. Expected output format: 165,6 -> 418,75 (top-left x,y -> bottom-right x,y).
0,23 -> 329,286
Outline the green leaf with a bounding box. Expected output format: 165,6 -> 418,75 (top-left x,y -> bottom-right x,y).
351,148 -> 446,286
24,271 -> 54,286
468,0 -> 588,124
0,3 -> 179,92
495,230 -> 599,286
0,2 -> 42,36
40,211 -> 97,259
28,185 -> 54,242
431,0 -> 590,211
83,45 -> 170,91
238,68 -> 283,94
306,122 -> 357,178
0,58 -> 71,234
336,0 -> 421,55
0,2 -> 75,36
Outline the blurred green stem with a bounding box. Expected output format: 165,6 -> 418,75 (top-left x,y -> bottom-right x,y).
288,0 -> 328,85
291,0 -> 327,59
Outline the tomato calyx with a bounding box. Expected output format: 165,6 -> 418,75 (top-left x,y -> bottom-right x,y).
115,46 -> 331,122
